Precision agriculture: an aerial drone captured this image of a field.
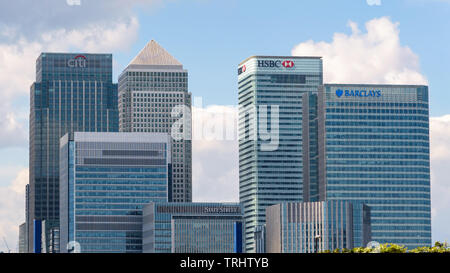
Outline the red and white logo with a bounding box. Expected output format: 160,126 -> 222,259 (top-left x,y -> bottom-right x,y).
282,60 -> 294,68
238,65 -> 246,75
68,55 -> 87,68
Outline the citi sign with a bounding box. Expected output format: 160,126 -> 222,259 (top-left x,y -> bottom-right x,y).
68,55 -> 87,68
257,60 -> 294,68
335,89 -> 382,98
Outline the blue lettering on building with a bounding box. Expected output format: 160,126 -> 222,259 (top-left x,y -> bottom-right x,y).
336,89 -> 382,98
258,60 -> 281,68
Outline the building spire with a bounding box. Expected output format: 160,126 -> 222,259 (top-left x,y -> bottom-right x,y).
128,40 -> 182,66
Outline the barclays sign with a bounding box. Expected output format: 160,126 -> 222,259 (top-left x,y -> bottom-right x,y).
336,89 -> 382,98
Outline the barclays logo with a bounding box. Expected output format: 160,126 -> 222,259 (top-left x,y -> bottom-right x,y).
336,89 -> 382,98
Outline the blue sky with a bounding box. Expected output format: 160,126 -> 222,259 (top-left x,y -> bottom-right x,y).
0,0 -> 449,251
110,0 -> 450,115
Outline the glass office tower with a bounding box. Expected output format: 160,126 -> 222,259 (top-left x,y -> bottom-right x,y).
318,84 -> 431,249
59,132 -> 171,253
29,53 -> 118,252
142,202 -> 243,253
238,56 -> 323,252
265,201 -> 371,253
119,40 -> 192,203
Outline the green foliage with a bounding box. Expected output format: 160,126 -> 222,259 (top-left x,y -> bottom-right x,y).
409,241 -> 450,253
378,243 -> 407,253
322,241 -> 450,253
349,247 -> 373,253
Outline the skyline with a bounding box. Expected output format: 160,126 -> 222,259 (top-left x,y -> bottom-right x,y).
0,0 -> 449,252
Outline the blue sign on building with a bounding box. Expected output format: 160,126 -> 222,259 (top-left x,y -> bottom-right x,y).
33,219 -> 42,253
336,89 -> 382,98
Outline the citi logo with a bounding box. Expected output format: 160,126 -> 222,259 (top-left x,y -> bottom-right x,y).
282,60 -> 294,68
68,55 -> 87,68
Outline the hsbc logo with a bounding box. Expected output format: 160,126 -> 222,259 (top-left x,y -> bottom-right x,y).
282,60 -> 294,68
68,55 -> 87,68
238,65 -> 246,75
257,60 -> 295,68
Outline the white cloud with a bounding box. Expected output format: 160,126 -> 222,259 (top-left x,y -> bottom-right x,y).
430,116 -> 450,243
291,17 -> 428,85
0,1 -> 159,42
0,17 -> 139,98
9,169 -> 29,195
430,115 -> 450,160
0,107 -> 28,148
367,0 -> 382,6
0,16 -> 139,150
0,168 -> 28,252
41,17 -> 139,53
66,0 -> 82,6
192,105 -> 239,202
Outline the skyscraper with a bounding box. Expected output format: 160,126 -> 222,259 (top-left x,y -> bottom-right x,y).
317,84 -> 431,249
238,56 -> 323,252
119,40 -> 192,202
59,132 -> 171,253
29,53 -> 118,252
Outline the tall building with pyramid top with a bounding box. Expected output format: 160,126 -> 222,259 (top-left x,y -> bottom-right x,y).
119,40 -> 192,202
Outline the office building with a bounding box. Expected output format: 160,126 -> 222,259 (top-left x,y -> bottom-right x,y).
59,132 -> 171,253
29,52 -> 118,252
18,223 -> 27,253
119,40 -> 192,202
142,202 -> 243,253
317,84 -> 431,248
24,184 -> 30,252
39,220 -> 60,253
38,220 -> 60,253
238,56 -> 323,252
254,225 -> 266,253
265,201 -> 371,253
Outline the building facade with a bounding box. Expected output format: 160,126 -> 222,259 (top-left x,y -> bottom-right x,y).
318,84 -> 431,248
59,132 -> 171,253
265,201 -> 371,253
24,184 -> 30,252
40,220 -> 60,253
119,40 -> 192,203
18,223 -> 27,253
29,52 -> 118,252
143,202 -> 243,253
238,56 -> 323,252
254,225 -> 266,253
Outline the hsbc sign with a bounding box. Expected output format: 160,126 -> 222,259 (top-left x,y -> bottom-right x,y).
257,59 -> 295,68
68,55 -> 87,68
238,59 -> 295,75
